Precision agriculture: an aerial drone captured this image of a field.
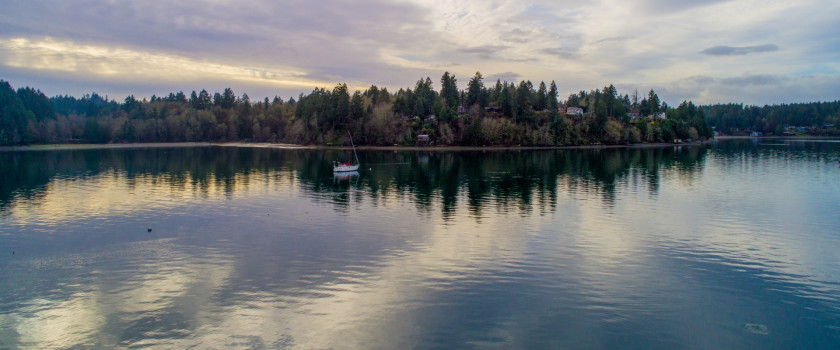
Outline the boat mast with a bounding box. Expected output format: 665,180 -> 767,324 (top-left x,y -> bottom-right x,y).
348,131 -> 360,165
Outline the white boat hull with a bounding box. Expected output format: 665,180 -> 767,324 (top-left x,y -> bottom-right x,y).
333,164 -> 360,172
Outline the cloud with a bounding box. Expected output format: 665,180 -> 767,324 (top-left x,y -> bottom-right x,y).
1,0 -> 838,105
593,36 -> 632,45
720,74 -> 785,86
501,28 -> 534,44
457,45 -> 510,59
656,73 -> 840,105
0,0 -> 438,81
506,28 -> 532,36
639,0 -> 733,14
700,44 -> 779,56
540,47 -> 577,59
487,72 -> 521,83
0,37 -> 324,89
690,75 -> 716,85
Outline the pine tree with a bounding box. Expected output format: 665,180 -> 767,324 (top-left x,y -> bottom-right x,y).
535,81 -> 548,111
648,89 -> 660,116
440,72 -> 459,111
547,81 -> 559,112
466,71 -> 485,108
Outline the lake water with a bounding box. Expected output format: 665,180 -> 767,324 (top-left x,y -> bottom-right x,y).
1,139 -> 839,349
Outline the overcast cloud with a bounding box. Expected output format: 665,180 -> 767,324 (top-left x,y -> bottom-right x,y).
700,44 -> 779,56
1,0 -> 838,105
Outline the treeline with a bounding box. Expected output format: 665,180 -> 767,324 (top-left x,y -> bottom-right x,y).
1,74 -> 713,146
703,101 -> 840,135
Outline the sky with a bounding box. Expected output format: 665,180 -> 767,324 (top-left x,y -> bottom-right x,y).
1,0 -> 838,106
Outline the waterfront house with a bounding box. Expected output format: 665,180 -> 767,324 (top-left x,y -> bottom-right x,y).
566,107 -> 584,115
416,134 -> 431,146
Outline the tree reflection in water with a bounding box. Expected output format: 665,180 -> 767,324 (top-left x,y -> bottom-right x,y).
1,145 -> 711,220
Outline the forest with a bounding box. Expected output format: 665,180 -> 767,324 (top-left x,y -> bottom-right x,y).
2,73 -> 713,147
703,102 -> 840,136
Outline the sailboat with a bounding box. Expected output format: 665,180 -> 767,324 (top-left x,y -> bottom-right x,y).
333,131 -> 360,172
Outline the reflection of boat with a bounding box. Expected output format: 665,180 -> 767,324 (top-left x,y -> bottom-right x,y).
333,171 -> 359,180
334,131 -> 360,172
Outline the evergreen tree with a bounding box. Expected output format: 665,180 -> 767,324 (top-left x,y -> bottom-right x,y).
567,93 -> 580,108
516,80 -> 533,119
0,80 -> 32,145
198,89 -> 212,109
189,91 -> 199,108
648,89 -> 660,116
490,79 -> 503,104
365,85 -> 381,105
332,83 -> 351,126
547,81 -> 559,111
350,91 -> 365,121
535,81 -> 548,111
466,71 -> 485,109
16,87 -> 55,121
221,88 -> 236,108
440,72 -> 459,111
500,84 -> 512,118
123,95 -> 139,112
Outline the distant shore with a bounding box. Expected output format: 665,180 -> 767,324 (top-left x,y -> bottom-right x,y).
9,135 -> 840,152
0,140 -> 717,152
714,135 -> 840,139
0,142 -> 216,152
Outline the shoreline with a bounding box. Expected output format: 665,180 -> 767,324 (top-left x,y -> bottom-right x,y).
5,136 -> 833,152
0,142 -> 217,152
0,141 -> 713,152
714,135 -> 840,139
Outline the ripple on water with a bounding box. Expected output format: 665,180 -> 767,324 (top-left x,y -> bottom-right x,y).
2,142 -> 840,349
744,323 -> 770,335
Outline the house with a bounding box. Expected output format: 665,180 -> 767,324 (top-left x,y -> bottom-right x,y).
484,103 -> 501,113
557,105 -> 567,114
457,105 -> 467,115
750,131 -> 763,137
416,134 -> 431,146
628,112 -> 640,120
566,107 -> 584,115
655,112 -> 666,120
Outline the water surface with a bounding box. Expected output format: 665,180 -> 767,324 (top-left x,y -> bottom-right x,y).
1,139 -> 839,349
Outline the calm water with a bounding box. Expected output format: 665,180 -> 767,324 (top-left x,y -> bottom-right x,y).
1,139 -> 839,349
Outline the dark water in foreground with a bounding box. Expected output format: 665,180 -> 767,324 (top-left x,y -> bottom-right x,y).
1,139 -> 839,349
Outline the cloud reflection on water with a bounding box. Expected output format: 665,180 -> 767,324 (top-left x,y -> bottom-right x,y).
1,142 -> 839,348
